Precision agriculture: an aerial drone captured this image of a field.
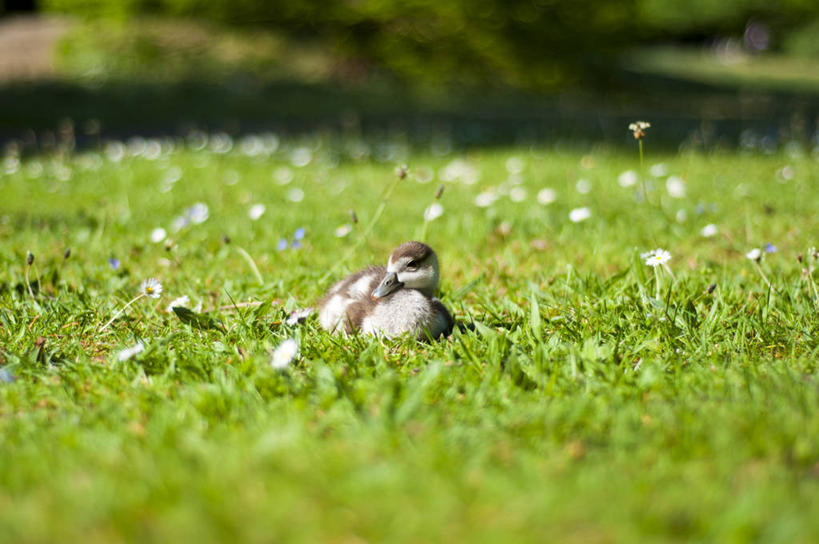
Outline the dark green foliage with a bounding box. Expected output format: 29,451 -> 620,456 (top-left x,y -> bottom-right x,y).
40,0 -> 819,90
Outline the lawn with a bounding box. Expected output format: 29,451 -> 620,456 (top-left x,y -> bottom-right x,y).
2,133 -> 819,542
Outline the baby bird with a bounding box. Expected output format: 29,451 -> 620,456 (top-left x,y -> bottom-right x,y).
317,241 -> 453,340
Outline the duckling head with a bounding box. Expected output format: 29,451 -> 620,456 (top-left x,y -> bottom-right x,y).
372,241 -> 440,299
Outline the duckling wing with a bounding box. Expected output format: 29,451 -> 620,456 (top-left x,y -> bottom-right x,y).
318,266 -> 386,332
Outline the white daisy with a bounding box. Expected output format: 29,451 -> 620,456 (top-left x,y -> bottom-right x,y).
117,341 -> 145,362
248,204 -> 266,221
569,207 -> 591,223
273,166 -> 294,185
474,190 -> 497,208
150,227 -> 167,243
618,170 -> 638,187
666,176 -> 686,198
334,224 -> 353,238
424,202 -> 443,221
746,248 -> 762,261
650,163 -> 667,177
509,187 -> 527,202
287,188 -> 304,202
701,224 -> 718,237
537,188 -> 556,204
643,249 -> 672,267
166,295 -> 190,313
187,202 -> 209,224
575,179 -> 591,194
271,338 -> 298,369
290,147 -> 312,167
140,278 -> 163,298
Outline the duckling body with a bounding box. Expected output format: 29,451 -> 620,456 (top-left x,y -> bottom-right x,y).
317,241 -> 453,340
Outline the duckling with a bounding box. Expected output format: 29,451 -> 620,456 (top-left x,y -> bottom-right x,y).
317,241 -> 453,340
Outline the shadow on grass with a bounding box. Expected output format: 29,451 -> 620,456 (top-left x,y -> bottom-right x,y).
2,72 -> 818,150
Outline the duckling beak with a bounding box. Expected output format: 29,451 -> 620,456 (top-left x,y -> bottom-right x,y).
372,272 -> 403,299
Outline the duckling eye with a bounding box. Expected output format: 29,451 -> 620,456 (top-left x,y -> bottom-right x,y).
406,260 -> 419,270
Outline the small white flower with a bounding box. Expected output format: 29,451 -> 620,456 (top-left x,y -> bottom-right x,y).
440,159 -> 479,185
575,179 -> 592,194
334,224 -> 353,237
505,156 -> 524,174
290,147 -> 312,167
150,227 -> 167,243
666,176 -> 686,198
171,216 -> 189,232
629,121 -> 651,139
117,341 -> 145,362
777,165 -> 794,181
187,202 -> 209,224
701,224 -> 718,237
537,188 -> 556,204
650,163 -> 667,177
569,207 -> 591,223
140,278 -> 163,298
424,202 -> 443,221
271,338 -> 298,369
746,248 -> 762,261
273,166 -> 294,185
287,188 -> 304,202
643,249 -> 672,267
166,295 -> 190,313
509,187 -> 527,202
248,204 -> 266,221
474,191 -> 497,208
618,170 -> 638,187
414,167 -> 434,184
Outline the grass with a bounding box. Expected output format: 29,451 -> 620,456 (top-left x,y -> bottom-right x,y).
2,134 -> 819,543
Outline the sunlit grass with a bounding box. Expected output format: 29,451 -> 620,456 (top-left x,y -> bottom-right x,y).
2,135 -> 819,542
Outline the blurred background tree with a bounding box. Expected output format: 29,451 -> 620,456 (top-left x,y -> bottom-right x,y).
37,0 -> 819,91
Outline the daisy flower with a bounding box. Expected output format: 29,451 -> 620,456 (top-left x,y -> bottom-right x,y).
618,170 -> 638,187
166,295 -> 190,313
334,224 -> 353,238
537,188 -> 556,204
271,338 -> 298,369
424,203 -> 443,221
629,121 -> 651,140
569,207 -> 591,223
746,248 -> 762,262
117,341 -> 145,362
643,249 -> 672,267
187,202 -> 209,224
248,204 -> 266,221
700,224 -> 718,237
150,227 -> 167,243
140,278 -> 163,298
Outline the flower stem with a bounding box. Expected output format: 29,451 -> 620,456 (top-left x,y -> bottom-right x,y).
236,246 -> 264,286
100,293 -> 145,332
654,266 -> 660,300
323,171 -> 403,282
753,262 -> 775,294
420,218 -> 431,241
24,266 -> 35,298
638,140 -> 644,170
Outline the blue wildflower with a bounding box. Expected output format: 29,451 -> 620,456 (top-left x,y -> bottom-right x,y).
293,227 -> 306,240
276,238 -> 288,251
108,258 -> 121,270
0,367 -> 15,383
291,240 -> 302,250
765,243 -> 777,253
